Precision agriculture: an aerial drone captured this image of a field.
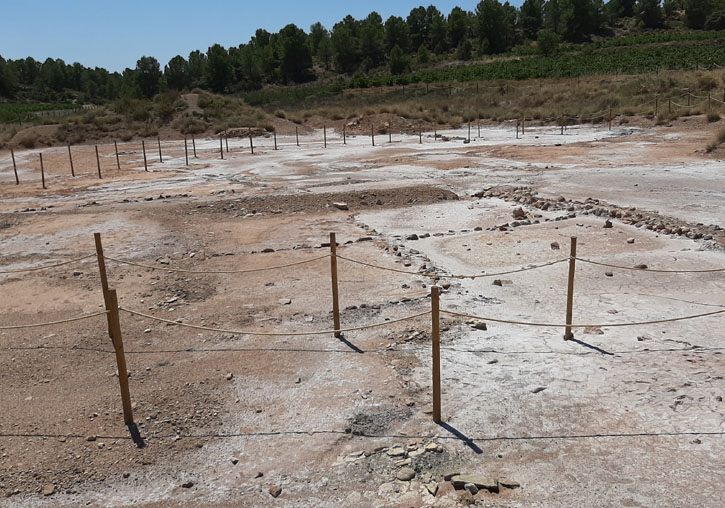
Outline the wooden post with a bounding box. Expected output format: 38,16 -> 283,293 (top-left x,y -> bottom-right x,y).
477,119 -> 481,137
114,140 -> 120,170
39,153 -> 46,189
343,125 -> 346,145
184,136 -> 189,166
419,124 -> 422,144
564,236 -> 577,340
687,92 -> 691,107
225,134 -> 229,153
608,107 -> 612,130
434,126 -> 436,140
95,145 -> 102,179
388,127 -> 392,144
157,136 -> 163,162
249,129 -> 254,154
219,133 -> 224,159
516,121 -> 519,139
192,135 -> 197,157
11,148 -> 19,184
669,98 -> 672,114
142,140 -> 148,171
521,115 -> 525,135
296,126 -> 299,147
431,285 -> 441,424
273,129 -> 277,150
94,232 -> 113,336
107,289 -> 134,426
68,144 -> 75,177
329,232 -> 341,338
467,121 -> 471,142
708,94 -> 711,112
561,116 -> 564,135
371,125 -> 375,146
324,125 -> 327,148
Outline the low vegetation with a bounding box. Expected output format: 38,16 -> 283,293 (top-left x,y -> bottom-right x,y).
706,126 -> 725,152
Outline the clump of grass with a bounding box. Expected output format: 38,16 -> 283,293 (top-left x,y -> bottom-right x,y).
705,127 -> 725,153
16,130 -> 40,149
706,111 -> 721,123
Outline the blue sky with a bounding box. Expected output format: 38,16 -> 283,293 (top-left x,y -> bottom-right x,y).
2,0 -> 524,73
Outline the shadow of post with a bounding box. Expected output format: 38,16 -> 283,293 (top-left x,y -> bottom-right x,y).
570,338 -> 614,356
128,423 -> 146,448
337,333 -> 364,354
438,422 -> 483,454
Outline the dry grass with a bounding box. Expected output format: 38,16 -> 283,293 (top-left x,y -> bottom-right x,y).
705,127 -> 725,153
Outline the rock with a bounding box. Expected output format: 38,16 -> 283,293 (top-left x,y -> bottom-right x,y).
550,241 -> 560,250
295,377 -> 301,384
443,471 -> 460,481
493,279 -> 503,287
512,207 -> 526,219
464,483 -> 479,495
603,219 -> 613,229
425,482 -> 439,496
531,386 -> 547,394
396,467 -> 416,481
278,298 -> 292,305
261,248 -> 275,253
181,481 -> 193,488
387,446 -> 406,457
226,373 -> 233,380
472,321 -> 487,331
86,435 -> 97,442
605,271 -> 613,277
332,202 -> 349,211
626,238 -> 635,244
395,458 -> 412,467
254,472 -> 264,478
406,234 -> 419,241
440,281 -> 451,290
269,485 -> 282,497
634,264 -> 648,270
231,458 -> 239,465
450,475 -> 498,492
424,442 -> 438,452
123,472 -> 130,479
584,327 -> 604,335
42,484 -> 55,496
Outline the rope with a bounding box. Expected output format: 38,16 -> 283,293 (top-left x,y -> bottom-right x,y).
575,257 -> 725,273
335,254 -> 568,280
441,308 -> 725,329
103,253 -> 329,274
0,310 -> 108,330
0,254 -> 95,274
119,307 -> 431,336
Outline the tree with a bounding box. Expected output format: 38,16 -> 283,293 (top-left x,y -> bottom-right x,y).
559,0 -> 605,42
0,56 -> 17,98
187,50 -> 207,89
683,0 -> 715,28
475,0 -> 514,54
520,0 -> 544,40
318,36 -> 333,70
360,12 -> 385,68
384,16 -> 410,53
135,56 -> 161,98
537,28 -> 560,55
545,0 -> 563,33
663,0 -> 681,18
635,0 -> 663,27
389,45 -> 409,74
407,6 -> 429,50
205,44 -> 231,92
331,22 -> 360,74
165,55 -> 189,90
447,7 -> 470,48
277,24 -> 312,83
417,44 -> 430,64
427,6 -> 448,52
606,0 -> 636,19
455,39 -> 474,60
705,9 -> 725,29
309,22 -> 328,55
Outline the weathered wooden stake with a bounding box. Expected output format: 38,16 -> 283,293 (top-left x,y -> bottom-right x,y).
516,121 -> 519,139
94,232 -> 113,336
343,125 -> 346,145
324,125 -> 327,148
114,141 -> 120,170
225,134 -> 229,153
219,133 -> 224,159
142,140 -> 148,171
67,144 -> 75,177
564,236 -> 577,340
157,136 -> 163,162
419,124 -> 422,144
477,119 -> 481,137
296,126 -> 300,147
371,125 -> 375,146
708,94 -> 711,112
39,153 -> 46,189
329,232 -> 341,338
467,121 -> 471,142
95,145 -> 102,179
521,115 -> 525,135
192,135 -> 197,157
11,148 -> 19,184
184,136 -> 189,166
249,129 -> 254,154
432,285 -> 441,424
273,129 -> 278,150
107,289 -> 134,426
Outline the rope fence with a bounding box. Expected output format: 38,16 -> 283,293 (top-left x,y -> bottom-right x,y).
0,253 -> 94,274
2,232 -> 724,435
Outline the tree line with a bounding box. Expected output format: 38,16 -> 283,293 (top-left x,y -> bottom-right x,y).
1,0 -> 724,104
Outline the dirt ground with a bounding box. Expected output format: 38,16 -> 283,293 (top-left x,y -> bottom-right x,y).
1,116 -> 725,507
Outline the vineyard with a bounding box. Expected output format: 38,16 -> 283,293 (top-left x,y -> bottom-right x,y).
0,103 -> 79,123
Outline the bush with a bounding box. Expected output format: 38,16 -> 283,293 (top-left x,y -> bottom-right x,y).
706,111 -> 721,123
706,127 -> 725,152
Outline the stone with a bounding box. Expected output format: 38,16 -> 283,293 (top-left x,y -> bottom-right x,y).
254,472 -> 264,478
332,202 -> 349,211
550,241 -> 560,250
278,298 -> 292,305
395,458 -> 412,467
472,321 -> 487,331
634,264 -> 648,270
387,446 -> 406,457
626,238 -> 635,244
440,281 -> 451,290
231,457 -> 239,465
396,467 -> 416,481
226,373 -> 233,380
181,481 -> 193,488
86,435 -> 97,442
42,484 -> 55,496
464,483 -> 479,495
605,271 -> 613,277
269,485 -> 282,497
406,234 -> 419,241
499,478 -> 521,489
450,475 -> 499,493
531,386 -> 547,394
603,219 -> 613,228
261,248 -> 275,253
425,482 -> 439,496
493,279 -> 503,287
512,207 -> 526,219
424,442 -> 438,452
443,471 -> 460,481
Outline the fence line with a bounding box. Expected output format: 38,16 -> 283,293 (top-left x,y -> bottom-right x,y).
120,306 -> 430,336
103,253 -> 329,274
575,256 -> 725,273
0,253 -> 94,274
0,310 -> 108,330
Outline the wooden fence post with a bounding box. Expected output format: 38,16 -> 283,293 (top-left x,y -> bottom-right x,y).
431,285 -> 441,424
94,232 -> 113,336
157,136 -> 163,162
564,236 -> 577,340
419,124 -> 422,144
225,133 -> 229,153
107,289 -> 135,426
324,125 -> 327,148
516,121 -> 519,139
219,133 -> 224,159
329,232 -> 341,338
192,135 -> 197,158
522,115 -> 525,135
296,126 -> 300,147
142,140 -> 148,171
343,125 -> 346,145
468,121 -> 471,142
95,145 -> 102,179
273,129 -> 278,150
371,124 -> 375,146
11,148 -> 19,185
477,119 -> 481,137
184,136 -> 189,166
68,144 -> 75,177
39,153 -> 46,189
249,129 -> 254,154
114,141 -> 120,170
